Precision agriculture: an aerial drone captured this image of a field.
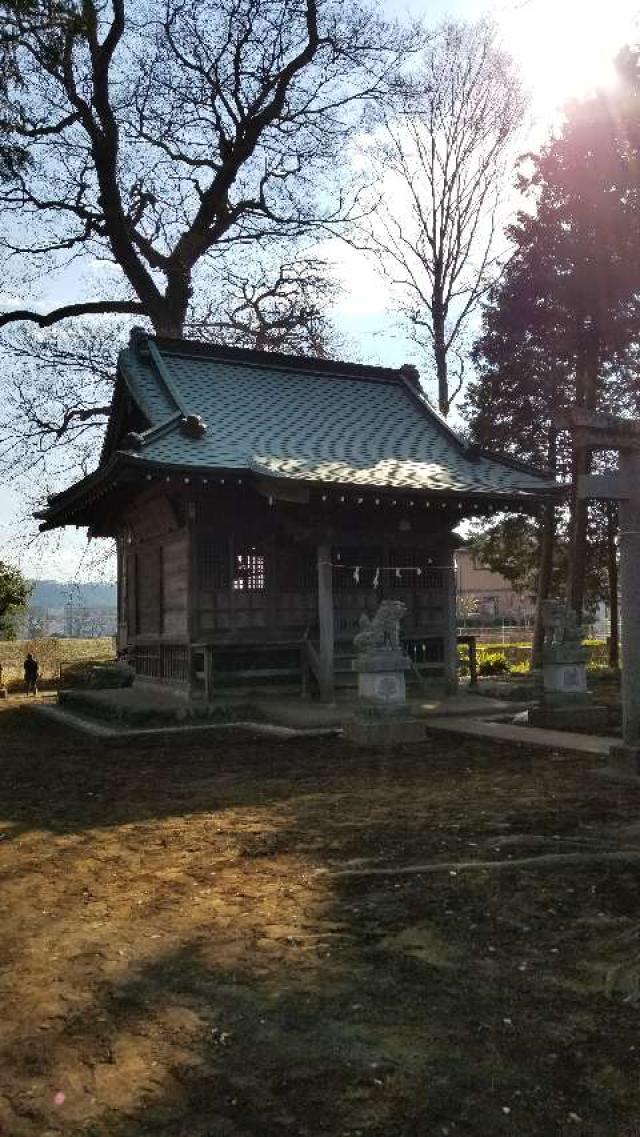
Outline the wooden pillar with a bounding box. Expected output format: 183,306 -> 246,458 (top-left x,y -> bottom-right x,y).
580,450 -> 640,759
186,502 -> 199,698
443,550 -> 458,694
116,536 -> 126,653
317,542 -> 334,702
468,636 -> 478,689
203,646 -> 214,702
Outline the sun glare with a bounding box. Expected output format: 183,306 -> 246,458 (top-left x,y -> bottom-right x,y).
500,0 -> 638,120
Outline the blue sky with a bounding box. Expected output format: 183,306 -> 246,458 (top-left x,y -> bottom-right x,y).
1,0 -> 638,581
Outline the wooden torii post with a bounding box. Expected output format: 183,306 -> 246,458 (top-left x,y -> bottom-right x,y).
557,409 -> 640,767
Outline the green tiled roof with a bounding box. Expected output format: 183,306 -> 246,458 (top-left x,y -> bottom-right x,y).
112,337 -> 554,498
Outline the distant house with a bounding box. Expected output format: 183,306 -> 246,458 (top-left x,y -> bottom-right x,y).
37,331 -> 559,698
455,549 -> 536,624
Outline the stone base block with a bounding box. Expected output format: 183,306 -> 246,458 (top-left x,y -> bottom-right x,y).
608,745 -> 640,774
540,691 -> 594,708
542,661 -> 588,696
344,717 -> 429,748
528,704 -> 609,731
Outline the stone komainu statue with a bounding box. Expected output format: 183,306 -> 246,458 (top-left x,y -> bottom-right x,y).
542,600 -> 584,647
354,600 -> 407,654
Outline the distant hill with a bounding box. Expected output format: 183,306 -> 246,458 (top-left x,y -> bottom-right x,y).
29,580 -> 117,608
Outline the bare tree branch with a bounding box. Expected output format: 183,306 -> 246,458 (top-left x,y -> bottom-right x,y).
0,0 -> 420,335
0,252 -> 346,485
353,19 -> 526,416
0,299 -> 145,329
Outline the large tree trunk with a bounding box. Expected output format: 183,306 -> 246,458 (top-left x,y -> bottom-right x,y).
531,501 -> 556,671
567,443 -> 591,621
432,288 -> 449,416
159,270 -> 192,338
607,502 -> 619,669
435,336 -> 448,416
531,428 -> 557,671
567,328 -> 600,621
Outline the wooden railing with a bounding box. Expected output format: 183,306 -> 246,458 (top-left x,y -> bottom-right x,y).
301,633 -> 322,698
133,643 -> 189,683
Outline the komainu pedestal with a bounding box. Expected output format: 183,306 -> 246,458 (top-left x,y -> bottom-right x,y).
345,600 -> 430,746
353,601 -> 412,708
529,600 -> 607,730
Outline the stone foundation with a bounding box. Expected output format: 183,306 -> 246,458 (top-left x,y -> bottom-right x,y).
344,716 -> 429,747
528,704 -> 609,731
609,744 -> 640,775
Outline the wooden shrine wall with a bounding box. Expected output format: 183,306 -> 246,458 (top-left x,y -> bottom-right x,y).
119,486 -> 457,689
193,529 -> 453,645
121,492 -> 188,644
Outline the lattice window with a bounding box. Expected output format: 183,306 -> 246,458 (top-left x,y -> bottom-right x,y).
198,539 -> 229,589
278,546 -> 316,590
420,568 -> 446,590
333,547 -> 382,590
232,547 -> 265,592
134,645 -> 161,677
404,637 -> 445,663
387,548 -> 444,590
160,644 -> 189,681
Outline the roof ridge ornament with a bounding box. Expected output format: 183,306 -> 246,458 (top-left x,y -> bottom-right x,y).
180,413 -> 208,439
129,326 -> 151,359
399,363 -> 420,388
122,431 -> 144,450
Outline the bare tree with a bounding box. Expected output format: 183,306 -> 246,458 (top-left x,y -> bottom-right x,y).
0,0 -> 413,505
0,0 -> 416,337
189,256 -> 346,356
0,318 -> 116,481
356,20 -> 526,416
0,252 -> 346,484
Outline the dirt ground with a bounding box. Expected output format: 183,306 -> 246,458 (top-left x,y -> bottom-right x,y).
2,700 -> 640,1137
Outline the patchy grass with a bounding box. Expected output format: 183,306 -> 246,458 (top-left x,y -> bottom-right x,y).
458,640 -> 611,677
0,637 -> 115,689
2,699 -> 640,1136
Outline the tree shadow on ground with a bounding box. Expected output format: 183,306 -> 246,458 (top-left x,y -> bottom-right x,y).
6,891 -> 640,1137
4,703 -> 640,1135
0,702 -> 510,839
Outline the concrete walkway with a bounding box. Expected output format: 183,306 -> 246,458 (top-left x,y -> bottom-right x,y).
23,687 -> 620,757
250,692 -> 527,730
425,715 -> 619,756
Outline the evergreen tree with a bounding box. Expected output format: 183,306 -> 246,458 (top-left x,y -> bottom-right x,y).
464,50 -> 640,657
0,561 -> 30,639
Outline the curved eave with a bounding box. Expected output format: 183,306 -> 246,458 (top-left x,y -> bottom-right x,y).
35,451 -> 564,533
36,454 -> 128,531
122,454 -> 563,502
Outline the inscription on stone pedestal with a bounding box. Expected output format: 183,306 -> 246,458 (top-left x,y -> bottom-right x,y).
377,674 -> 401,701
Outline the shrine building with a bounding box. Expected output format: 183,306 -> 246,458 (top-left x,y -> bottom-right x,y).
38,330 -> 559,700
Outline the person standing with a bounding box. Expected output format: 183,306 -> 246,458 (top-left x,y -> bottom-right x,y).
23,652 -> 38,696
